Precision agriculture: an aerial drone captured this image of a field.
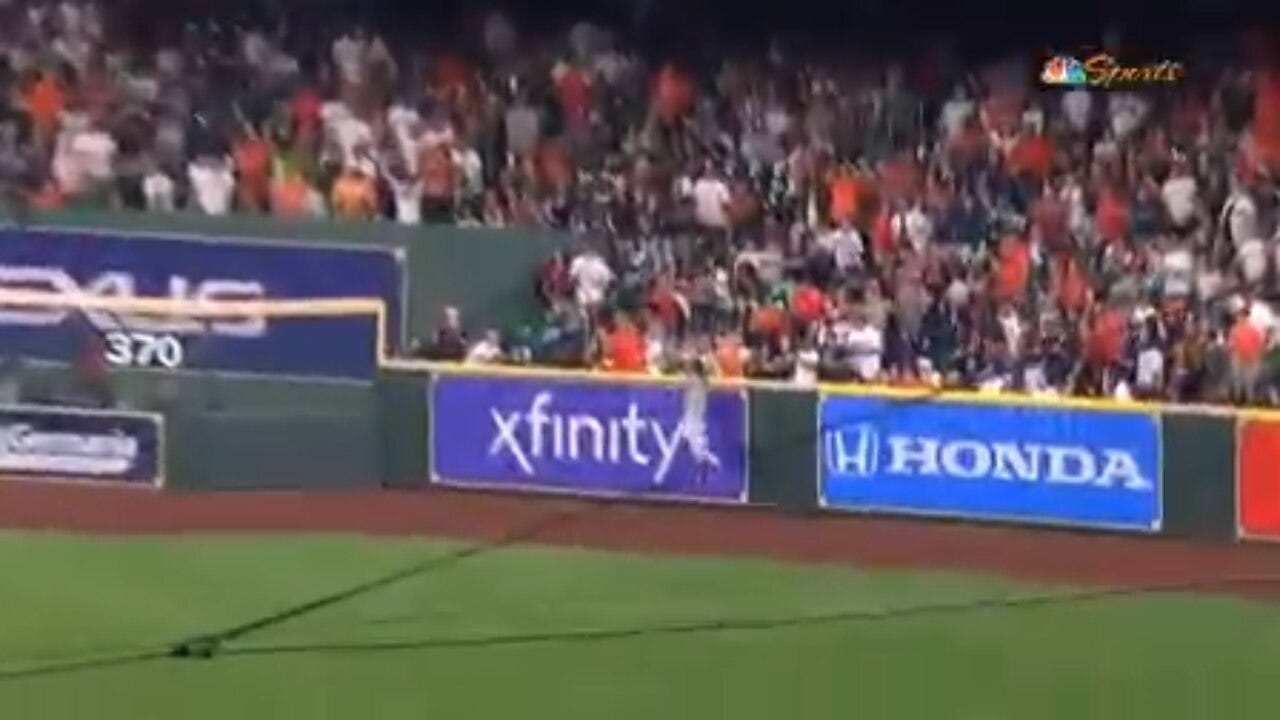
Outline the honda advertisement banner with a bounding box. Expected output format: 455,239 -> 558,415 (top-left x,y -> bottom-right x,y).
0,227 -> 405,380
0,404 -> 163,486
818,394 -> 1162,532
430,374 -> 749,504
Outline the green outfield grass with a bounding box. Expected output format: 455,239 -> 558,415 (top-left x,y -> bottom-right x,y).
0,532 -> 1275,719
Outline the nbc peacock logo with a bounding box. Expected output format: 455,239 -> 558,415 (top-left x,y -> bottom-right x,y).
1041,55 -> 1088,86
1040,53 -> 1185,88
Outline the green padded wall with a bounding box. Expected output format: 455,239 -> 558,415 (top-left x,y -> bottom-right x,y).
747,385 -> 819,512
158,376 -> 382,491
165,406 -> 381,491
377,369 -> 431,490
1160,410 -> 1237,542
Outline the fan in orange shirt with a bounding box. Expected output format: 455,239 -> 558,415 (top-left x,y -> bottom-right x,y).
1051,252 -> 1090,314
748,300 -> 789,342
24,71 -> 65,151
271,171 -> 313,218
1007,129 -> 1054,180
233,129 -> 274,213
713,333 -> 747,378
653,63 -> 694,125
791,283 -> 827,328
1095,186 -> 1131,245
828,167 -> 860,225
602,316 -> 646,374
992,234 -> 1031,302
330,167 -> 378,220
1229,308 -> 1266,401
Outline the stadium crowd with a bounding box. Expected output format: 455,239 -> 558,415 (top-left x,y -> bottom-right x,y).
4,1 -> 1280,405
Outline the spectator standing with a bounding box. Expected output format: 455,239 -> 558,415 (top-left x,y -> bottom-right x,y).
233,127 -> 273,213
331,167 -> 378,221
569,245 -> 614,314
1229,301 -> 1266,402
416,307 -> 468,361
187,155 -> 235,216
142,161 -> 176,212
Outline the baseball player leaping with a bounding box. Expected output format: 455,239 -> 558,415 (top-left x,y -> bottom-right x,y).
680,350 -> 719,486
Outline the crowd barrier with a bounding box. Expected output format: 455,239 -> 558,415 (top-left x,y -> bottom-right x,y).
14,334 -> 1277,544
250,367 -> 1280,544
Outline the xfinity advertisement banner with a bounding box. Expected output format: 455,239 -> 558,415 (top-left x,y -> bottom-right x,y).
0,227 -> 404,380
430,375 -> 748,504
0,404 -> 162,486
818,394 -> 1161,532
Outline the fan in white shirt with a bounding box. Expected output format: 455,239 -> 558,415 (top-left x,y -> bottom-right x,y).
1249,299 -> 1277,337
1061,88 -> 1092,133
322,106 -> 373,169
793,344 -> 821,386
1223,187 -> 1260,247
51,128 -> 88,194
939,85 -> 975,139
465,330 -> 505,364
386,103 -> 423,173
568,249 -> 614,310
1107,92 -> 1149,141
1159,241 -> 1194,299
690,171 -> 731,230
451,145 -> 485,199
891,202 -> 934,253
1161,161 -> 1199,228
187,157 -> 235,216
241,29 -> 272,68
142,169 -> 175,212
996,305 -> 1024,359
1135,345 -> 1165,395
1238,237 -> 1268,285
382,165 -> 423,225
331,32 -> 368,86
817,221 -> 865,272
70,128 -> 116,183
1060,177 -> 1091,238
843,313 -> 884,382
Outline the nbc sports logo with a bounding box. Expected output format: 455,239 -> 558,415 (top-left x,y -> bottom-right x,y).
1041,55 -> 1087,86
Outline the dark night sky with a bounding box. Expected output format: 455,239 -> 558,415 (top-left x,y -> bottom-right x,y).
117,0 -> 1278,64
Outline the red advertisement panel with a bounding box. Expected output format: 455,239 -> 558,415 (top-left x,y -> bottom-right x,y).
1238,418 -> 1280,540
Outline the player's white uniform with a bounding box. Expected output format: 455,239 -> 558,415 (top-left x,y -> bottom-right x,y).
681,360 -> 718,470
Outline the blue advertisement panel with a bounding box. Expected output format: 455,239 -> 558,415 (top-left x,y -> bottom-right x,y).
0,227 -> 404,380
0,404 -> 162,486
818,395 -> 1161,532
431,375 -> 749,504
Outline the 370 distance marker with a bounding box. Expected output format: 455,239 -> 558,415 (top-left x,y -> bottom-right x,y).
102,331 -> 185,369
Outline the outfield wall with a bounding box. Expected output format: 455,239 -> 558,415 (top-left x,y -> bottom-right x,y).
11,336 -> 1267,544
127,365 -> 1249,545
